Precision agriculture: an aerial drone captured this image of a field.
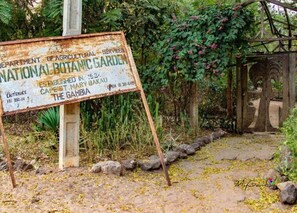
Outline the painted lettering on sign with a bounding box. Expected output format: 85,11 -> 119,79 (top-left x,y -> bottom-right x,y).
0,32 -> 138,115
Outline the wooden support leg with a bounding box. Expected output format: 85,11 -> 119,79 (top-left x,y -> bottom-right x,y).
140,89 -> 171,186
0,116 -> 16,188
126,45 -> 171,186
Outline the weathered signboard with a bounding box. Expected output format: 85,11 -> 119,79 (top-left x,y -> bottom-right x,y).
0,32 -> 138,115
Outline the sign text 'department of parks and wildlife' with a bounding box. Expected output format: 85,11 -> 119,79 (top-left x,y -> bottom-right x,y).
0,32 -> 138,115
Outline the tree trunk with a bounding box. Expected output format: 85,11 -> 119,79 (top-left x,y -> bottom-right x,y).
189,82 -> 199,135
227,68 -> 233,117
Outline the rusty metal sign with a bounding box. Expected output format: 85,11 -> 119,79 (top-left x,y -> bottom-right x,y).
0,32 -> 139,115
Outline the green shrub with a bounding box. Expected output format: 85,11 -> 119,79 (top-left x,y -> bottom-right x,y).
277,107 -> 297,180
282,108 -> 297,151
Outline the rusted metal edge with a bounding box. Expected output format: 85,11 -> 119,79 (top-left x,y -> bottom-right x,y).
2,88 -> 141,116
0,31 -> 124,46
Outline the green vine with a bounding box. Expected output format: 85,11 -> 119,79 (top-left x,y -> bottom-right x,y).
149,4 -> 254,87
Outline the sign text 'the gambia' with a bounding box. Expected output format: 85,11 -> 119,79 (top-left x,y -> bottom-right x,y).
0,32 -> 138,115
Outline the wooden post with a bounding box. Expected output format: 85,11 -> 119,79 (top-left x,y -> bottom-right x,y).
283,55 -> 288,122
127,47 -> 171,186
236,58 -> 243,133
241,63 -> 248,131
140,88 -> 171,186
0,101 -> 16,188
288,53 -> 296,109
282,53 -> 296,124
59,0 -> 82,169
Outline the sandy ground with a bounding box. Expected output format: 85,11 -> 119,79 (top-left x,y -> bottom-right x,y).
249,100 -> 283,129
1,133 -> 296,213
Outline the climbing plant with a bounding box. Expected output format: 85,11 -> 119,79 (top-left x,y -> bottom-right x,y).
152,4 -> 254,85
145,4 -> 254,131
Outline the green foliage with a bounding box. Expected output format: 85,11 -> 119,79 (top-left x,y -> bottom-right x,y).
43,0 -> 63,19
100,8 -> 122,30
36,0 -> 63,36
140,4 -> 254,129
198,74 -> 236,131
278,107 -> 297,181
0,0 -> 180,69
82,0 -> 180,70
152,5 -> 254,86
80,94 -> 163,154
192,0 -> 235,9
120,0 -> 178,67
281,108 -> 297,156
37,107 -> 60,133
0,0 -> 12,25
0,0 -> 29,41
82,0 -> 117,33
35,0 -> 180,68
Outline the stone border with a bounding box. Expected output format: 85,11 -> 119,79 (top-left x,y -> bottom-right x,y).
0,129 -> 226,176
91,129 -> 227,175
0,157 -> 34,172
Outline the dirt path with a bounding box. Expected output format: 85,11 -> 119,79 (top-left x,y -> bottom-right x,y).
0,133 -> 295,213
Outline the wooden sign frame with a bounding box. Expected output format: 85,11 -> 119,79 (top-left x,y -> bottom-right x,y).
0,32 -> 171,187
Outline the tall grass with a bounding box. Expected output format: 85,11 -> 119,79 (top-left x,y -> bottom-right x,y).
80,93 -> 163,158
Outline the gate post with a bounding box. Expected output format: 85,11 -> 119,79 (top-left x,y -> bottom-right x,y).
282,53 -> 296,124
288,53 -> 296,110
236,58 -> 248,133
236,58 -> 243,133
